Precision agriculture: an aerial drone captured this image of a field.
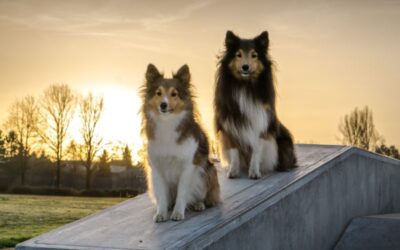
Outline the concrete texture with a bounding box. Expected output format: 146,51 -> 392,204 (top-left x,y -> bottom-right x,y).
16,144 -> 400,250
335,214 -> 400,250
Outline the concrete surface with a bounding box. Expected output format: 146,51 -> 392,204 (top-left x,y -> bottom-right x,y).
16,144 -> 400,250
335,213 -> 400,250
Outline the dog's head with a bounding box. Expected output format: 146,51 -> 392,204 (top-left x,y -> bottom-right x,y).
144,64 -> 192,117
224,31 -> 269,81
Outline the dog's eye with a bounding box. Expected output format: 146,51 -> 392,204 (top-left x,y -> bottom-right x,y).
236,52 -> 242,58
156,91 -> 162,96
251,53 -> 258,58
171,92 -> 177,97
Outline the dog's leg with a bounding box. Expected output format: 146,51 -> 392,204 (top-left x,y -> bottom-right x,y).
192,201 -> 206,211
171,165 -> 194,221
276,123 -> 298,171
227,148 -> 240,178
260,137 -> 278,173
151,170 -> 169,222
248,145 -> 262,179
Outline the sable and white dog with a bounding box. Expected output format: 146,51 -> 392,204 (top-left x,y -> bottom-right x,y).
214,31 -> 298,179
141,64 -> 220,222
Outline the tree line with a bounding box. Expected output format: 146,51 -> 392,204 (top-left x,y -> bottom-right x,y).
338,106 -> 399,159
0,84 -> 137,190
1,85 -> 398,191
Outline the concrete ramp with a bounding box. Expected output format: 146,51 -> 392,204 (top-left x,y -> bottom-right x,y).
16,145 -> 400,250
335,213 -> 400,250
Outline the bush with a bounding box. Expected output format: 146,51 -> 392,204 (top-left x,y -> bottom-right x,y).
79,189 -> 138,197
0,184 -> 8,192
0,236 -> 31,249
5,186 -> 139,198
9,186 -> 78,196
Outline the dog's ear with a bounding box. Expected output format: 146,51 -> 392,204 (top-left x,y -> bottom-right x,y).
254,31 -> 269,50
225,30 -> 239,48
146,64 -> 162,85
174,64 -> 190,85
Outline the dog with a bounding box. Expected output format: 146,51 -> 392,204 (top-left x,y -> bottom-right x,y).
141,64 -> 220,222
214,31 -> 298,179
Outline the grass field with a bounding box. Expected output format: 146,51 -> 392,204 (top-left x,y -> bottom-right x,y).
0,194 -> 127,249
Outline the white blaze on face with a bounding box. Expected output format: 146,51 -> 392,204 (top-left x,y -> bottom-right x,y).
160,95 -> 169,110
162,96 -> 169,105
158,95 -> 170,118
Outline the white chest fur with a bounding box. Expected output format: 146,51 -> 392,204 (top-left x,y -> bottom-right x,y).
223,90 -> 269,147
236,90 -> 269,133
147,111 -> 198,184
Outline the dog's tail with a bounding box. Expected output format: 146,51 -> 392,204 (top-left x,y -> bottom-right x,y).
276,123 -> 298,171
204,161 -> 221,207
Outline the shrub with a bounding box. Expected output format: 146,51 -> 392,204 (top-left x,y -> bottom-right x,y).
5,186 -> 139,198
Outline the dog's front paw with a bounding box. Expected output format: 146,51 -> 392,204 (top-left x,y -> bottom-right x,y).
227,167 -> 240,178
192,202 -> 205,212
170,211 -> 185,221
248,168 -> 261,179
153,213 -> 168,223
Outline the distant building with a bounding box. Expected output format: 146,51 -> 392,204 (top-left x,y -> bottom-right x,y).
108,160 -> 146,192
63,160 -> 86,173
110,165 -> 127,174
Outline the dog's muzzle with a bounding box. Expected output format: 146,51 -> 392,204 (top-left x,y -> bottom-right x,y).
159,102 -> 168,113
240,64 -> 251,77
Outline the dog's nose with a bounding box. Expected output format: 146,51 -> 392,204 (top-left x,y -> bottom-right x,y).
241,64 -> 249,71
160,102 -> 168,110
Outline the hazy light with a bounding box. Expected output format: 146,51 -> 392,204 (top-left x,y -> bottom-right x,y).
69,83 -> 143,159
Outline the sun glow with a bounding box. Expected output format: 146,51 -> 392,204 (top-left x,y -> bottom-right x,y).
69,83 -> 143,160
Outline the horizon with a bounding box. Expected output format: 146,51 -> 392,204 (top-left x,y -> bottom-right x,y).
0,0 -> 399,151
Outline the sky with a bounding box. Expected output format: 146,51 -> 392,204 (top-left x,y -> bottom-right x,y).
0,0 -> 399,152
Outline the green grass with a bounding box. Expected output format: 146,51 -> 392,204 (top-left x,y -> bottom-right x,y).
0,194 -> 127,248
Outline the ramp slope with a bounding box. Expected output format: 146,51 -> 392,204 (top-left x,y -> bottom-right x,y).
17,145 -> 400,250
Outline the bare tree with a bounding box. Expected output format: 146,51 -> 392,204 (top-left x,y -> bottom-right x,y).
40,84 -> 75,188
79,93 -> 104,190
338,106 -> 380,150
4,96 -> 40,185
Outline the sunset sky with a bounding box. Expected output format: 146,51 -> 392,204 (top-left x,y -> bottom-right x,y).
0,0 -> 399,152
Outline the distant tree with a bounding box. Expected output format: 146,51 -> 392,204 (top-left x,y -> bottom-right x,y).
78,93 -> 104,190
0,130 -> 5,161
136,144 -> 146,165
375,144 -> 400,160
39,84 -> 76,188
97,149 -> 111,176
29,151 -> 53,178
66,140 -> 81,161
38,149 -> 48,160
3,96 -> 40,185
338,106 -> 380,150
109,142 -> 124,161
65,140 -> 84,177
5,130 -> 19,158
99,149 -> 110,165
123,145 -> 132,167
